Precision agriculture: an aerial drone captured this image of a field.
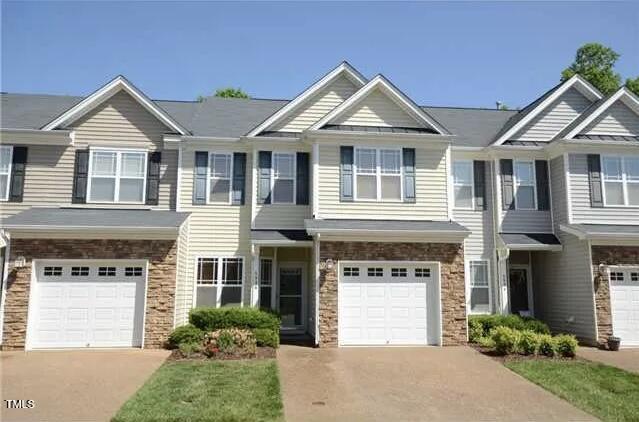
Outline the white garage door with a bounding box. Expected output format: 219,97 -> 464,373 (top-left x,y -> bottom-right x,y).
609,267 -> 639,347
28,260 -> 146,349
338,262 -> 440,346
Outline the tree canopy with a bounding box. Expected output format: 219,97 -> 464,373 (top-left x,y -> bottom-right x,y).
196,88 -> 250,102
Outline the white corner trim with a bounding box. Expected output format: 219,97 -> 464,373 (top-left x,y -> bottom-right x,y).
446,146 -> 454,219
246,62 -> 367,137
563,153 -> 574,224
42,75 -> 189,135
250,147 -> 258,229
312,142 -> 320,218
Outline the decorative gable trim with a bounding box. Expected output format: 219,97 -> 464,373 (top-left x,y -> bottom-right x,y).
309,74 -> 450,135
492,75 -> 602,145
42,75 -> 189,135
246,61 -> 367,137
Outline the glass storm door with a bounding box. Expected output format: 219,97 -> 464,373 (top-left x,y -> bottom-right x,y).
279,266 -> 304,330
509,267 -> 531,316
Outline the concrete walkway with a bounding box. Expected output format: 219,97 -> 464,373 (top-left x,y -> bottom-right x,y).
578,347 -> 639,374
1,349 -> 169,422
278,345 -> 596,422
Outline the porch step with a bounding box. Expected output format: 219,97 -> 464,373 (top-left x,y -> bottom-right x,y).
280,333 -> 315,347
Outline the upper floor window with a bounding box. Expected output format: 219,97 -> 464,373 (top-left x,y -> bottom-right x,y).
453,160 -> 473,209
513,160 -> 537,210
209,153 -> 232,203
88,150 -> 147,203
272,152 -> 296,204
354,147 -> 402,201
602,156 -> 639,207
0,146 -> 12,201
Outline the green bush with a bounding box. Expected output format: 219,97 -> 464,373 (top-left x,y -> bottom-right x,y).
253,328 -> 279,348
178,342 -> 202,357
518,330 -> 541,355
522,319 -> 551,335
217,331 -> 235,352
491,326 -> 521,355
203,328 -> 257,357
476,336 -> 495,349
538,334 -> 557,357
555,334 -> 578,357
468,315 -> 550,342
190,307 -> 280,332
167,324 -> 205,348
468,318 -> 484,343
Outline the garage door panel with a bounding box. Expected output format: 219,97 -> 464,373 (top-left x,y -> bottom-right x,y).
610,268 -> 639,346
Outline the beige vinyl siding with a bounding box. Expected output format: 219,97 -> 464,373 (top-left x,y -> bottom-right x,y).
513,87 -> 592,142
331,88 -> 424,128
174,219 -> 191,326
501,210 -> 553,233
317,144 -> 448,220
269,75 -> 358,132
569,153 -> 639,224
583,101 -> 639,136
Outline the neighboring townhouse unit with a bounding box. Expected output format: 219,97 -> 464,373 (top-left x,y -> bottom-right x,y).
1,62 -> 637,350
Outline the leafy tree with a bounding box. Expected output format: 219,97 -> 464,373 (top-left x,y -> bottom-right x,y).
561,43 -> 622,95
214,88 -> 249,99
625,77 -> 639,96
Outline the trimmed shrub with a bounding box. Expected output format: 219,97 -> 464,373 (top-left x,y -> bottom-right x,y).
190,307 -> 280,332
468,318 -> 484,343
491,326 -> 521,355
522,319 -> 551,335
555,334 -> 578,357
178,342 -> 202,357
167,324 -> 205,348
203,328 -> 257,357
538,334 -> 557,357
476,336 -> 495,349
253,328 -> 279,348
518,330 -> 541,355
468,315 -> 550,342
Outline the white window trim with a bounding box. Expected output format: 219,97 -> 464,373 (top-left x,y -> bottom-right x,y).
271,152 -> 297,204
353,146 -> 404,202
0,145 -> 13,202
513,159 -> 537,211
206,152 -> 233,205
86,148 -> 148,204
452,159 -> 474,210
601,154 -> 639,208
258,257 -> 275,310
467,259 -> 492,315
194,256 -> 245,308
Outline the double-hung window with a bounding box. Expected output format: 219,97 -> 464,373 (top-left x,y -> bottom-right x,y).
355,147 -> 402,201
88,150 -> 147,203
208,153 -> 232,203
272,152 -> 295,204
469,260 -> 490,314
0,145 -> 12,201
453,160 -> 473,209
602,156 -> 639,206
196,257 -> 244,307
513,160 -> 536,210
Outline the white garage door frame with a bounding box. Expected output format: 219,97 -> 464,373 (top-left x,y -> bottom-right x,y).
25,259 -> 149,350
337,260 -> 442,347
607,265 -> 639,348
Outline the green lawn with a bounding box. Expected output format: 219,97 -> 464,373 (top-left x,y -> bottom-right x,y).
506,359 -> 639,422
112,359 -> 283,422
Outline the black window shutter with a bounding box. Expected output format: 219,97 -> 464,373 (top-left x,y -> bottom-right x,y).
232,152 -> 246,205
8,146 -> 28,203
473,160 -> 486,210
402,148 -> 416,203
145,151 -> 161,205
193,151 -> 208,205
340,146 -> 354,202
587,154 -> 604,208
71,149 -> 89,204
258,151 -> 272,204
296,152 -> 309,205
535,160 -> 550,210
500,159 -> 515,210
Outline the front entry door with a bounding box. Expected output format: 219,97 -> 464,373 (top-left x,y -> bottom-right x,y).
279,265 -> 305,331
509,267 -> 533,316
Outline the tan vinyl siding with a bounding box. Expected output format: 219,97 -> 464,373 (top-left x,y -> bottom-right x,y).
569,153 -> 639,224
331,88 -> 423,128
513,87 -> 592,142
270,75 -> 358,132
317,144 -> 448,220
174,219 -> 191,326
254,205 -> 311,229
584,101 -> 639,136
501,210 -> 553,233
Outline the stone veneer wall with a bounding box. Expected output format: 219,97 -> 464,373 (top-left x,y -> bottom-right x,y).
318,241 -> 466,347
2,239 -> 177,350
591,245 -> 639,346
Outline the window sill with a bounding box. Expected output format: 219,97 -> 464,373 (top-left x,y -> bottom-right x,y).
67,203 -> 152,210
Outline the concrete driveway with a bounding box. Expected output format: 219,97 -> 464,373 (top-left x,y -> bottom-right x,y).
278,345 -> 596,422
1,349 -> 169,422
578,347 -> 639,374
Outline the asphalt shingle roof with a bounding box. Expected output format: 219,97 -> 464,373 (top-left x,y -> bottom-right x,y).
304,218 -> 469,233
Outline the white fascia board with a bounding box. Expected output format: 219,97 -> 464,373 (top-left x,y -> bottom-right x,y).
305,227 -> 471,238
564,88 -> 639,139
0,128 -> 73,145
42,75 -> 189,135
304,129 -> 452,145
246,62 -> 367,137
3,225 -> 180,233
492,75 -> 603,146
561,224 -> 639,242
242,135 -> 302,144
506,244 -> 563,252
309,75 -> 449,135
250,240 -> 314,247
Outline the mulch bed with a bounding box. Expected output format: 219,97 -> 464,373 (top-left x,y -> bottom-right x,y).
168,346 -> 277,362
470,343 -> 578,364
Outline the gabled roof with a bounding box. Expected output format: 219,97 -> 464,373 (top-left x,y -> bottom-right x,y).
309,74 -> 450,135
246,61 -> 367,137
491,75 -> 602,145
41,75 -> 190,135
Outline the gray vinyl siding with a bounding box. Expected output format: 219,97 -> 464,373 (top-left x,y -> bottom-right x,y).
583,101 -> 639,136
513,87 -> 592,142
549,156 -> 568,225
569,153 -> 639,224
331,88 -> 424,128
